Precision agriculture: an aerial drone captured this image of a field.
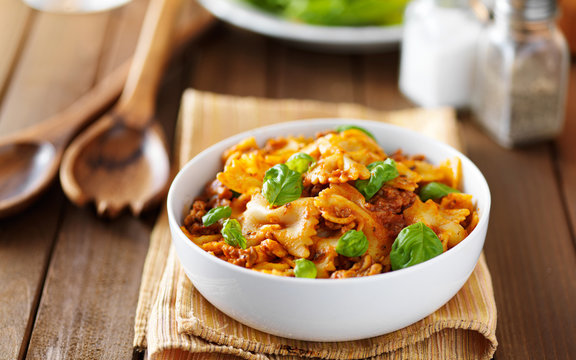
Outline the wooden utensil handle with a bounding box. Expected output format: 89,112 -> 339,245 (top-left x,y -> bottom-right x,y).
116,0 -> 183,126
0,11 -> 215,148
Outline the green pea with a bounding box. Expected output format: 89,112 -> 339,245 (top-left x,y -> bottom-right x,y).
285,152 -> 315,173
202,206 -> 232,226
294,258 -> 317,278
336,230 -> 369,257
221,219 -> 247,249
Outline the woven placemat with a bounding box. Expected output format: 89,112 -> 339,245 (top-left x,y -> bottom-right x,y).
134,90 -> 497,360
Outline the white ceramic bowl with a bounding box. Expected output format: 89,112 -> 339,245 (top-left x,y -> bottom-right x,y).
168,119 -> 491,342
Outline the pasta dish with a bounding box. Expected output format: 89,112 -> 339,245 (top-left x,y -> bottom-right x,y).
181,126 -> 478,279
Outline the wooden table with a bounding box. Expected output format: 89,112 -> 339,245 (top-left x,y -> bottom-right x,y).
1,0 -> 575,359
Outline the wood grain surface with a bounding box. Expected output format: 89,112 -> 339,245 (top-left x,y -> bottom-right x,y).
0,0 -> 575,359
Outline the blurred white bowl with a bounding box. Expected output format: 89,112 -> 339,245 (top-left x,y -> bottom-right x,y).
168,119 -> 491,342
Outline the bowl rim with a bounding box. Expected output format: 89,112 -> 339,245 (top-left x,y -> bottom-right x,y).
168,118 -> 491,285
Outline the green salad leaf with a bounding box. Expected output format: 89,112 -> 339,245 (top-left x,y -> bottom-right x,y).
262,164 -> 303,206
245,0 -> 409,26
335,124 -> 375,139
336,230 -> 369,257
202,206 -> 232,226
285,152 -> 315,173
294,258 -> 317,278
419,182 -> 461,202
221,219 -> 247,249
245,0 -> 289,13
355,158 -> 399,200
390,222 -> 444,271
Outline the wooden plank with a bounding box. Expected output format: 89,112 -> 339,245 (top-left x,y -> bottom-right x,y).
0,186 -> 64,360
23,0 -> 217,356
190,25 -> 269,97
270,43 -> 358,102
24,206 -> 152,360
0,0 -> 32,104
360,52 -> 413,111
23,1 -> 213,357
96,0 -> 150,79
0,4 -> 113,360
22,0 -> 162,358
0,10 -> 110,135
555,61 -> 576,231
461,121 -> 576,359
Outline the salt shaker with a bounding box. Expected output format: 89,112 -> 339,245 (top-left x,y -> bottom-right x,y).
471,0 -> 569,148
399,0 -> 482,108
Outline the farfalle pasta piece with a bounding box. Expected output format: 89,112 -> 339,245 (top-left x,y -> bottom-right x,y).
303,130 -> 386,185
184,233 -> 222,246
262,136 -> 312,165
219,136 -> 314,193
407,157 -> 462,188
313,236 -> 339,278
386,161 -> 422,192
314,183 -> 393,265
403,197 -> 471,250
331,254 -> 382,279
223,137 -> 260,164
217,152 -> 268,194
240,193 -> 320,258
305,152 -> 371,185
317,129 -> 386,165
252,262 -> 294,276
202,239 -> 288,268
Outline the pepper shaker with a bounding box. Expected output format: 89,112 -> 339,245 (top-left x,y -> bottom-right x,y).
471,0 -> 569,148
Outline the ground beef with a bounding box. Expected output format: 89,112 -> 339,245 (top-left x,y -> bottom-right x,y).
331,255 -> 383,279
389,149 -> 426,163
366,185 -> 417,239
205,179 -> 233,208
183,200 -> 220,236
302,183 -> 329,197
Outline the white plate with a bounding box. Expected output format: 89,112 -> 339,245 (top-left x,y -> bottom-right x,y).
198,0 -> 403,52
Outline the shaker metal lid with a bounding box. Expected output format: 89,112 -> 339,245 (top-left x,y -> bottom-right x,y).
495,0 -> 558,21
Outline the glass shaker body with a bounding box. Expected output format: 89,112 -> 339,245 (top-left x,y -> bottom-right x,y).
399,0 -> 482,108
472,13 -> 569,147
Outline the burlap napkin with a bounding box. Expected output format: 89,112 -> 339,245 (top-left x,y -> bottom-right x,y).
134,90 -> 498,360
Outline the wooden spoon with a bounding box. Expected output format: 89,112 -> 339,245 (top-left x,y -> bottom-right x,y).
60,0 -> 185,218
0,63 -> 127,218
0,11 -> 215,219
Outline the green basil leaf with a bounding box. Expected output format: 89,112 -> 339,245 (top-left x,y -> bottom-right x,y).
294,258 -> 317,278
336,230 -> 369,257
335,125 -> 375,139
390,222 -> 444,270
231,190 -> 242,198
419,182 -> 460,202
221,219 -> 247,249
285,152 -> 315,173
262,164 -> 303,206
355,158 -> 399,200
202,206 -> 232,226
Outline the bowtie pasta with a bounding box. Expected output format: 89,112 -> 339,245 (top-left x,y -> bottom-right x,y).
181,126 -> 478,279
